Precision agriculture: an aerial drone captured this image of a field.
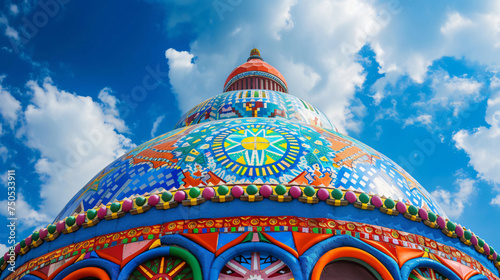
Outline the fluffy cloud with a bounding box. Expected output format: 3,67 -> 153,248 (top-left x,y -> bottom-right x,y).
164,0 -> 381,133
0,145 -> 8,162
431,177 -> 476,219
0,13 -> 19,41
9,5 -> 19,16
453,88 -> 500,189
151,115 -> 165,138
0,243 -> 7,256
403,114 -> 432,128
373,69 -> 483,131
428,71 -> 483,116
0,194 -> 51,230
0,83 -> 21,129
21,78 -> 135,218
492,195 -> 500,206
440,12 -> 473,35
369,2 -> 500,103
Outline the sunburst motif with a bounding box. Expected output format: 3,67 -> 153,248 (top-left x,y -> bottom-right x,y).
224,128 -> 287,166
212,123 -> 300,177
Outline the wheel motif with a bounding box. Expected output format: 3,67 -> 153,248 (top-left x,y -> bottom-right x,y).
128,256 -> 193,280
409,267 -> 448,280
212,123 -> 300,177
219,252 -> 293,280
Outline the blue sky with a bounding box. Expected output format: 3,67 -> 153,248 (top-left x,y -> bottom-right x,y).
1,0 -> 500,254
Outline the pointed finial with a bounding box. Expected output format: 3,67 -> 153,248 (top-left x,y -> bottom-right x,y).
247,48 -> 263,61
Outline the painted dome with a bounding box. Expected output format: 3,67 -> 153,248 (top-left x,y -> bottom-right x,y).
173,90 -> 335,131
56,114 -> 446,221
4,48 -> 500,280
223,48 -> 288,92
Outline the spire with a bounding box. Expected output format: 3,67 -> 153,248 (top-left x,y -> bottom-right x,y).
224,48 -> 288,93
247,48 -> 263,61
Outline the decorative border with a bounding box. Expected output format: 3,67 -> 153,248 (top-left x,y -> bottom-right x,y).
1,185 -> 499,276
2,214 -> 498,280
223,71 -> 289,92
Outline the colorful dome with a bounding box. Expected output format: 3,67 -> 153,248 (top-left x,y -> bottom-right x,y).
3,49 -> 499,280
54,116 -> 446,221
223,49 -> 288,92
173,90 -> 336,131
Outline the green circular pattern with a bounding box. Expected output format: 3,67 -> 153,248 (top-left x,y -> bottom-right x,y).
66,216 -> 76,227
246,185 -> 258,195
384,198 -> 395,209
189,187 -> 201,198
464,230 -> 472,240
408,205 -> 418,216
135,196 -> 146,207
331,189 -> 343,200
87,209 -> 97,220
275,184 -> 287,195
162,191 -> 173,202
48,224 -> 56,234
428,212 -> 437,223
446,221 -> 456,232
358,193 -> 370,204
110,202 -> 121,213
217,185 -> 229,196
478,238 -> 485,247
303,186 -> 316,197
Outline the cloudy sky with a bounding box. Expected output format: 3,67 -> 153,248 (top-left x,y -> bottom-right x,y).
1,0 -> 500,253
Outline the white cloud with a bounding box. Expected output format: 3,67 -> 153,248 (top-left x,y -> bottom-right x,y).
5,26 -> 19,40
10,5 -> 19,16
403,114 -> 432,128
0,83 -> 21,129
151,115 -> 165,138
21,78 -> 135,218
431,177 -> 476,219
386,71 -> 483,130
0,145 -> 8,162
429,71 -> 483,116
97,88 -> 128,133
163,0 -> 380,133
0,194 -> 51,230
369,3 -> 500,103
0,243 -> 7,256
453,90 -> 500,189
492,194 -> 500,206
165,48 -> 195,71
0,13 -> 19,41
441,12 -> 473,35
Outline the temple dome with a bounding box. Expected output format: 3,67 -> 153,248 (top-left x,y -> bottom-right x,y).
52,48 -> 447,223
53,49 -> 448,221
55,115 -> 446,221
5,48 -> 500,280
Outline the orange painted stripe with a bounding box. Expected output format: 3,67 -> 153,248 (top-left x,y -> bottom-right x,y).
311,247 -> 394,280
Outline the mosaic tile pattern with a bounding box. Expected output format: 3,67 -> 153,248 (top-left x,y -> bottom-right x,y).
56,117 -> 446,221
173,90 -> 335,132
